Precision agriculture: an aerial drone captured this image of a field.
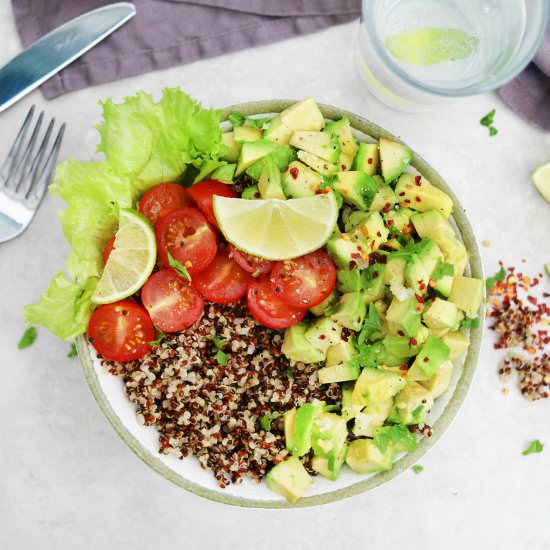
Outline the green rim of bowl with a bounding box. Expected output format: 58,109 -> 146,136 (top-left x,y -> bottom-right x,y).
78,100 -> 484,509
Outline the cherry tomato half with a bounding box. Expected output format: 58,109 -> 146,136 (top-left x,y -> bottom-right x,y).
103,236 -> 116,266
228,244 -> 274,276
247,277 -> 307,330
156,207 -> 218,274
87,300 -> 155,362
139,183 -> 195,225
270,249 -> 337,308
187,180 -> 237,229
141,269 -> 204,332
193,246 -> 251,304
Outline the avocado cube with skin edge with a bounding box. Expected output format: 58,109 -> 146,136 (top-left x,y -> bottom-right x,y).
423,298 -> 461,330
280,97 -> 325,132
325,117 -> 358,158
346,438 -> 396,474
284,401 -> 324,457
441,331 -> 469,360
312,447 -> 348,482
282,160 -> 322,198
304,318 -> 342,354
353,142 -> 379,176
311,413 -> 348,468
351,367 -> 407,407
235,139 -> 277,176
393,382 -> 434,425
379,136 -> 413,183
289,131 -> 340,163
266,456 -> 313,503
395,173 -> 453,218
352,398 -> 393,438
333,171 -> 378,211
407,336 -> 450,381
449,276 -> 484,317
331,292 -> 366,331
420,360 -> 454,399
258,159 -> 285,200
281,322 -> 325,364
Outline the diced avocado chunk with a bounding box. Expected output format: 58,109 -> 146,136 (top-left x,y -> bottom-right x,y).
296,150 -> 338,176
423,297 -> 461,330
211,163 -> 236,184
386,296 -> 422,338
384,256 -> 407,286
385,207 -> 414,231
333,171 -> 377,210
309,290 -> 338,316
434,274 -> 454,297
263,115 -> 293,146
395,173 -> 453,218
343,210 -> 370,232
362,264 -> 386,304
420,360 -> 454,399
438,235 -> 468,276
325,117 -> 358,158
383,324 -> 429,358
393,382 -> 434,425
415,238 -> 444,278
407,336 -> 450,381
351,367 -> 407,406
449,276 -> 484,316
352,212 -> 389,251
326,340 -> 356,367
282,160 -> 322,198
312,446 -> 348,482
342,382 -> 363,420
234,125 -> 262,143
311,413 -> 348,479
352,399 -> 393,437
241,185 -> 260,200
290,131 -> 341,163
266,456 -> 312,502
337,268 -> 362,293
305,318 -> 342,354
404,254 -> 430,295
285,401 -> 324,456
411,209 -> 455,242
221,131 -> 241,162
246,145 -> 296,181
346,438 -> 396,474
369,179 -> 397,212
354,142 -> 379,176
282,322 -> 325,364
318,362 -> 360,384
258,158 -> 285,199
441,331 -> 469,360
331,292 -> 366,331
379,136 -> 412,183
235,140 -> 277,176
326,235 -> 369,270
280,97 -> 325,132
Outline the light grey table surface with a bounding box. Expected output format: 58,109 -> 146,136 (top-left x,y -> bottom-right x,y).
1,3 -> 549,549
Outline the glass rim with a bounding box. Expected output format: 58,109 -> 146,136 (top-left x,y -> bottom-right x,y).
363,0 -> 550,97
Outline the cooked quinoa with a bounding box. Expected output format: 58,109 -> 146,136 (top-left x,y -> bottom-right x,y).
102,301 -> 341,487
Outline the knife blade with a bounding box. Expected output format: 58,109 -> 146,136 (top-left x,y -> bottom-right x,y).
0,2 -> 136,114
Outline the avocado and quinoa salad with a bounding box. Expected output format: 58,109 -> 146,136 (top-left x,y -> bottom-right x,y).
25,92 -> 483,502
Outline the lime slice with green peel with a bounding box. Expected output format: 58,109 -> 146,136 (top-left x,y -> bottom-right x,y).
532,162 -> 550,203
91,209 -> 157,304
386,27 -> 479,66
213,193 -> 338,260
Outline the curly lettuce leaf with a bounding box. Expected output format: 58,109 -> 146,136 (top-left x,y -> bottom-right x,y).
27,89 -> 223,340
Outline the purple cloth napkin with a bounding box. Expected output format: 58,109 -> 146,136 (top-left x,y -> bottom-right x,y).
11,0 -> 361,100
499,22 -> 550,130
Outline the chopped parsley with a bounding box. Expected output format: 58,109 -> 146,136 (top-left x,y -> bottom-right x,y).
320,175 -> 344,209
228,111 -> 271,130
522,439 -> 544,456
485,266 -> 506,291
357,303 -> 382,345
260,412 -> 282,431
68,343 -> 78,358
150,327 -> 166,346
411,465 -> 424,474
432,260 -> 454,281
480,109 -> 498,136
388,226 -> 409,247
208,336 -> 230,365
167,252 -> 192,281
18,326 -> 37,349
373,424 -> 417,453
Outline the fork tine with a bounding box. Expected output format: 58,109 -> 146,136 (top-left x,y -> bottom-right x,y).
27,122 -> 65,202
0,105 -> 35,186
19,117 -> 55,197
9,111 -> 44,192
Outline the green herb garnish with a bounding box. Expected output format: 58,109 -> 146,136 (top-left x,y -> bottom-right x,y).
489,126 -> 498,136
522,439 -> 544,456
228,111 -> 271,129
480,109 -> 498,137
18,326 -> 37,349
260,412 -> 282,431
373,424 -> 417,453
68,343 -> 78,358
357,303 -> 382,345
411,405 -> 425,423
485,266 -> 506,292
432,260 -> 454,281
411,465 -> 424,474
167,252 -> 192,281
215,350 -> 229,366
320,176 -> 344,209
150,327 -> 166,346
388,226 -> 409,247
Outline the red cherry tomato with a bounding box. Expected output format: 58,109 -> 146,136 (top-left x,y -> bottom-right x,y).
228,244 -> 274,276
247,277 -> 307,330
87,300 -> 155,362
270,249 -> 337,308
193,246 -> 251,304
141,269 -> 204,332
138,183 -> 195,225
103,236 -> 116,266
186,180 -> 237,228
156,207 -> 217,274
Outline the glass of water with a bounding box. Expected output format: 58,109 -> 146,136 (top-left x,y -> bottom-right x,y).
358,0 -> 549,111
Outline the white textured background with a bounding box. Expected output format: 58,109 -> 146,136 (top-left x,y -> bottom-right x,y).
1,2 -> 549,548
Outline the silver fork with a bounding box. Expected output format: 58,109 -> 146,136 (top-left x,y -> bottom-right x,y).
0,105 -> 65,243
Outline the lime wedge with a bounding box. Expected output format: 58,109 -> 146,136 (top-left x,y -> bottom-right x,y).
532,162 -> 550,203
92,209 -> 157,304
213,194 -> 338,260
386,27 -> 479,66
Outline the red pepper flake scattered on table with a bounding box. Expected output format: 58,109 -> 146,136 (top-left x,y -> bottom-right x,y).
486,263 -> 550,401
